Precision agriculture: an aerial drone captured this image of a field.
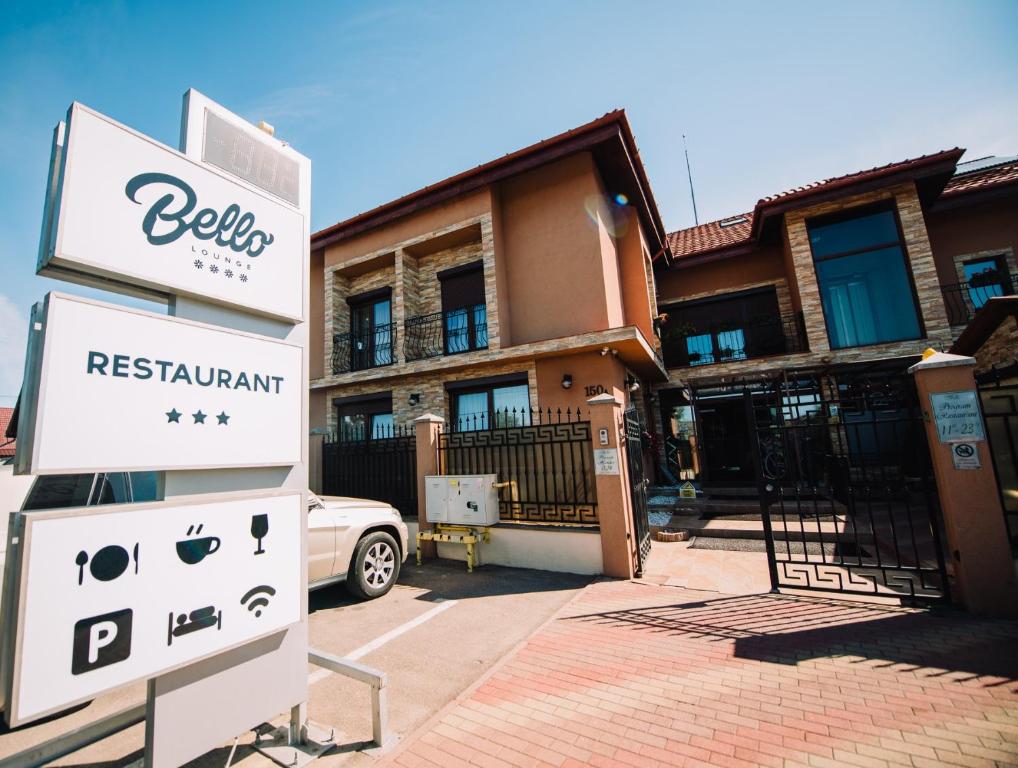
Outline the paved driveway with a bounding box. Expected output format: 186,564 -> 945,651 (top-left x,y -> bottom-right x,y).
384,579 -> 1018,768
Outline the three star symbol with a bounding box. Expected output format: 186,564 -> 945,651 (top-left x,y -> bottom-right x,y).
166,408 -> 228,425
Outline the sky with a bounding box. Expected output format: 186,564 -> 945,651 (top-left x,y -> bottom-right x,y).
0,0 -> 1016,406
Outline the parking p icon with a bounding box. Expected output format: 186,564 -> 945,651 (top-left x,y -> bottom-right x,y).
71,608 -> 133,675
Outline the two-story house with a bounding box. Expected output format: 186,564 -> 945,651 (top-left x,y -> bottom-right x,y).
309,111 -> 670,515
652,151 -> 1018,497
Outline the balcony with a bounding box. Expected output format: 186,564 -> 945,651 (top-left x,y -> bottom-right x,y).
661,312 -> 808,369
404,304 -> 488,362
941,271 -> 1017,326
332,323 -> 397,374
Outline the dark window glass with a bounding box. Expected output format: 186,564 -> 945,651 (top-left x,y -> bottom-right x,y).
335,396 -> 393,441
95,473 -> 131,505
963,256 -> 1009,309
808,207 -> 921,349
349,292 -> 393,369
440,263 -> 487,354
660,288 -> 784,367
22,474 -> 94,511
129,472 -> 160,502
453,380 -> 530,431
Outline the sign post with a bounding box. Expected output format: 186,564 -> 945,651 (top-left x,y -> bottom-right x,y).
6,89 -> 315,766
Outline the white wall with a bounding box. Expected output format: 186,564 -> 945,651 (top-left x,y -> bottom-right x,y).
406,520 -> 603,575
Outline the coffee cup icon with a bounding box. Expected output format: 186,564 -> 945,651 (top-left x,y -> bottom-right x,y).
176,525 -> 220,565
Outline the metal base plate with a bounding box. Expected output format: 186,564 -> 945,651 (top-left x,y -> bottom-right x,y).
252,722 -> 338,768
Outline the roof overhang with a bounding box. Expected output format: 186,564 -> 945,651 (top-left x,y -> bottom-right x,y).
950,296 -> 1018,356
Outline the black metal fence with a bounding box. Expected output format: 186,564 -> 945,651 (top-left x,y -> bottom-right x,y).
748,363 -> 950,602
662,312 -> 808,369
321,422 -> 417,518
941,271 -> 1016,326
438,407 -> 598,525
332,323 -> 397,374
979,381 -> 1018,554
404,304 -> 488,361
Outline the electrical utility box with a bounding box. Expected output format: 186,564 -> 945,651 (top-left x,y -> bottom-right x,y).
425,475 -> 500,526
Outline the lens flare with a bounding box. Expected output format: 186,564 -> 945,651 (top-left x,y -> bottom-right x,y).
614,193 -> 629,206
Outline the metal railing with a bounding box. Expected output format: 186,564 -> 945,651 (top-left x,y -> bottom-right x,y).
308,648 -> 391,751
661,312 -> 808,369
438,407 -> 598,526
941,271 -> 1017,326
332,322 -> 397,374
404,304 -> 488,361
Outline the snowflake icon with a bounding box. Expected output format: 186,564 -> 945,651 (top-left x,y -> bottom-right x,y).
193,259 -> 204,269
239,274 -> 248,283
209,264 -> 219,274
224,269 -> 233,278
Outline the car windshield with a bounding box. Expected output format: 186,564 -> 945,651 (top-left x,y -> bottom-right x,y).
307,492 -> 325,512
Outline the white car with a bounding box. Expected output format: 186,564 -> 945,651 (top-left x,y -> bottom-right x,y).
0,474 -> 408,601
308,492 -> 408,600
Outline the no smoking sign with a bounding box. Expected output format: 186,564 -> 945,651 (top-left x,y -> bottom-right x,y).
951,442 -> 981,470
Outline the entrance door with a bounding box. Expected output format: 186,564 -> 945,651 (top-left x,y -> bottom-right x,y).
697,396 -> 754,484
350,295 -> 393,370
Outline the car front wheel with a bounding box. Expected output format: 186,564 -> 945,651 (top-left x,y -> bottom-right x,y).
346,531 -> 400,600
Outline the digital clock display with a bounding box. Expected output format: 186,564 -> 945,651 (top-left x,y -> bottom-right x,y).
202,110 -> 300,206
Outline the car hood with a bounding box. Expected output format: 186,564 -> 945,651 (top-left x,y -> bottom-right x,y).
317,495 -> 396,512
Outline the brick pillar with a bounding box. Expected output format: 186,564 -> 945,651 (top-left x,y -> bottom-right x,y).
414,413 -> 443,560
909,351 -> 1018,616
587,394 -> 637,579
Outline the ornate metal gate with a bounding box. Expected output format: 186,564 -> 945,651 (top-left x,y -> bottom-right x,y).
747,364 -> 950,602
623,405 -> 652,575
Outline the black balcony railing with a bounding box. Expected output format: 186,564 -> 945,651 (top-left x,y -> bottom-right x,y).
661,312 -> 808,369
332,323 -> 397,374
404,304 -> 488,361
941,271 -> 1017,326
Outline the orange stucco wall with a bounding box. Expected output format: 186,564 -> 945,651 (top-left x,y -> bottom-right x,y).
322,188 -> 492,269
617,211 -> 655,340
926,195 -> 1018,283
655,245 -> 787,303
535,353 -> 628,416
496,152 -> 627,345
309,249 -> 325,381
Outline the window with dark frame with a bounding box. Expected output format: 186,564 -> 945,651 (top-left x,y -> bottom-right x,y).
807,202 -> 922,350
448,376 -> 530,431
439,261 -> 488,354
334,395 -> 394,441
347,288 -> 394,369
962,254 -> 1012,310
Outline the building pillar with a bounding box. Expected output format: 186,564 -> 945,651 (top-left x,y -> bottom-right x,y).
587,393 -> 637,579
909,351 -> 1018,616
414,413 -> 443,560
309,432 -> 325,494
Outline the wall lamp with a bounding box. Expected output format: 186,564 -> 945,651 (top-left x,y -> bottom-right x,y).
561,374 -> 573,389
600,346 -> 610,356
408,393 -> 421,406
626,375 -> 640,392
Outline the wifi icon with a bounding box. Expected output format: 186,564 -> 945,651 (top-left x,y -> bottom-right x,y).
240,585 -> 276,617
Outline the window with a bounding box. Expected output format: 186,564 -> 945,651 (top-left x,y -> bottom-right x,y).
660,287 -> 786,367
439,262 -> 487,354
335,394 -> 394,441
807,203 -> 921,349
962,256 -> 1011,310
348,289 -> 393,369
449,377 -> 530,431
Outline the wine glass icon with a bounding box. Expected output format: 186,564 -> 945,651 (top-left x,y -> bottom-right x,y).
250,514 -> 269,555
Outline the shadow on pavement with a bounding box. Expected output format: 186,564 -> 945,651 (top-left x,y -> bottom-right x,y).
566,591 -> 1018,689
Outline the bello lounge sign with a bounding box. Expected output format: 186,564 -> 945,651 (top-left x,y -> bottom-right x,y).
16,292 -> 302,474
38,103 -> 304,321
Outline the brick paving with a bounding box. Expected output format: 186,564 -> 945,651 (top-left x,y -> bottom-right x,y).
384,580 -> 1018,768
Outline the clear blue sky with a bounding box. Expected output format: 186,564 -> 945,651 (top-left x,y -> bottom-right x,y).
0,0 -> 1015,405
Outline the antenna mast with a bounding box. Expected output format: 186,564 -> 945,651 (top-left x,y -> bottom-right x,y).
683,134 -> 699,225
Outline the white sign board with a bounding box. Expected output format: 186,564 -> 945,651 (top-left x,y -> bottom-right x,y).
930,390 -> 986,444
40,102 -> 305,321
951,442 -> 982,470
16,292 -> 302,474
7,491 -> 301,726
594,448 -> 620,475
